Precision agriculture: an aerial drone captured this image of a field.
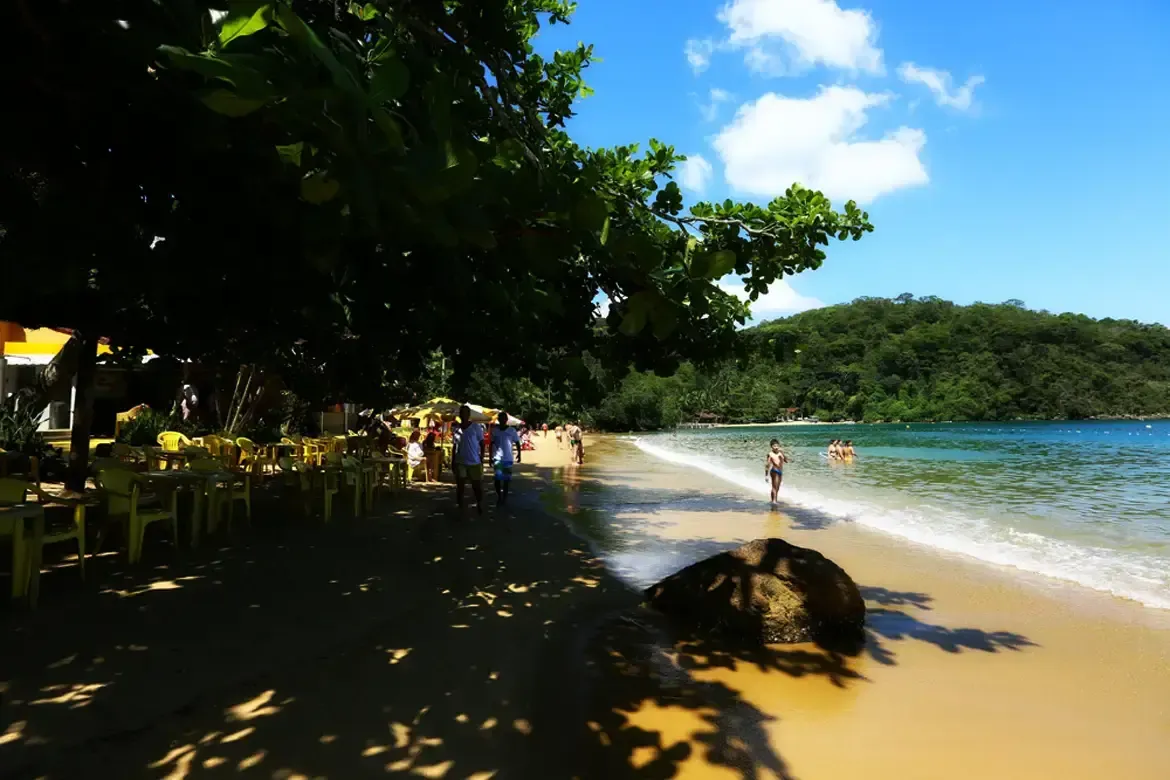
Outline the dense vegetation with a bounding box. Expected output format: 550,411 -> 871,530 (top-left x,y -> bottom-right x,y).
0,0 -> 869,486
578,296 -> 1170,429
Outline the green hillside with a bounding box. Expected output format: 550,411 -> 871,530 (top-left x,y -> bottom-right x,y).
587,295 -> 1170,428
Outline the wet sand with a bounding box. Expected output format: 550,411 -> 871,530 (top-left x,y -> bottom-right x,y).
555,436 -> 1170,780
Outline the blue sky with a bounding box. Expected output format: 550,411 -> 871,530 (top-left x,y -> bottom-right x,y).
538,0 -> 1170,324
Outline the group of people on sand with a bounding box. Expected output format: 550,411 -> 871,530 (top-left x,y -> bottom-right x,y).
552,422 -> 585,464
446,405 -> 586,515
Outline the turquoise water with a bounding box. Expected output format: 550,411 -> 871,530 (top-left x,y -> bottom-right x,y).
635,420 -> 1170,609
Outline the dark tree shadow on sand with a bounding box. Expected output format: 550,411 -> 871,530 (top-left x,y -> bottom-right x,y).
0,467 -> 1034,780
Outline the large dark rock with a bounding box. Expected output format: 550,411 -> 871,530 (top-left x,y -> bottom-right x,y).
644,538 -> 865,647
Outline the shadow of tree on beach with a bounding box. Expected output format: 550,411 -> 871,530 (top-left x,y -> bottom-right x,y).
530,462 -> 1039,779
0,460 -> 1037,780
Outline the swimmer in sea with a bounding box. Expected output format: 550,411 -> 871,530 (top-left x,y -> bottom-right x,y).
843,440 -> 857,462
764,438 -> 789,504
827,439 -> 840,461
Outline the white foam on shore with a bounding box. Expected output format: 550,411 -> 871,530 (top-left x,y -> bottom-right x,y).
632,437 -> 1170,610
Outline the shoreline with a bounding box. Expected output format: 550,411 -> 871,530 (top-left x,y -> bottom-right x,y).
555,435 -> 1170,779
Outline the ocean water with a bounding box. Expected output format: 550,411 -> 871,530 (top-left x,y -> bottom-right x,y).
633,420 -> 1170,610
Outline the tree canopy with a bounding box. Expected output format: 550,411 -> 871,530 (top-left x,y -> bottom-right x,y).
572,296 -> 1170,429
1,0 -> 871,405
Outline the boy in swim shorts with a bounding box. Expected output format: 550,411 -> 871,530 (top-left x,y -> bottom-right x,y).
764,438 -> 789,504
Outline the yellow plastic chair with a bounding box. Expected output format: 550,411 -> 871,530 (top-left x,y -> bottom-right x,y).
94,468 -> 179,564
236,437 -> 276,477
0,479 -> 88,584
188,458 -> 251,533
114,404 -> 148,440
197,434 -> 236,467
157,431 -> 194,452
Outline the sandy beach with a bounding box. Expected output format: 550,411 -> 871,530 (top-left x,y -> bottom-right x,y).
562,436 -> 1170,779
2,434 -> 1169,779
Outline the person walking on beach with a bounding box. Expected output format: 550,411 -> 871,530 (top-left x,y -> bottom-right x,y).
542,422 -> 548,439
453,404 -> 486,515
555,425 -> 564,449
490,411 -> 522,507
765,439 -> 789,504
567,422 -> 584,465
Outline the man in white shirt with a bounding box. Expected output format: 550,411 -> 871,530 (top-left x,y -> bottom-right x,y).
453,404 -> 486,514
490,411 -> 522,506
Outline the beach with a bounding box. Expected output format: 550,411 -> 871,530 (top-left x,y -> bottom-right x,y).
3,435 -> 1169,779
562,436 -> 1170,779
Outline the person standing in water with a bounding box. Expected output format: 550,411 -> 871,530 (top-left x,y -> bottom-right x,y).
764,439 -> 789,504
843,440 -> 857,462
491,411 -> 521,507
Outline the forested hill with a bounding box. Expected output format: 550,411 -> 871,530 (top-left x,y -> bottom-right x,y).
588,296 -> 1170,428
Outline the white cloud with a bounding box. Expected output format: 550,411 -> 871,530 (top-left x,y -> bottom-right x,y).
699,87 -> 734,121
677,155 -> 715,193
712,85 -> 928,204
721,279 -> 825,321
718,0 -> 883,76
685,38 -> 716,74
897,63 -> 984,112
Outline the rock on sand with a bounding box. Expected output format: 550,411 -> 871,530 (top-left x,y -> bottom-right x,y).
644,538 -> 866,647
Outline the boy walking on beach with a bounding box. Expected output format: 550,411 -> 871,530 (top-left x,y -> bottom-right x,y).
764,439 -> 789,504
567,422 -> 584,465
453,404 -> 486,515
491,411 -> 521,507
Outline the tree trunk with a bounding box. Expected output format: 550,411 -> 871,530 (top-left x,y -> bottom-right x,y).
65,333 -> 98,492
1,333 -> 82,417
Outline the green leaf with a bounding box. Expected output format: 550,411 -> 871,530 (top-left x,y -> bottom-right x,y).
650,300 -> 679,340
619,293 -> 652,336
600,216 -> 610,246
370,59 -> 409,103
373,110 -> 405,152
424,77 -> 453,140
708,249 -> 736,279
574,195 -> 608,232
218,3 -> 273,47
349,2 -> 379,20
690,251 -> 712,279
440,144 -> 478,192
276,142 -> 304,167
200,89 -> 266,117
276,6 -> 361,97
301,173 -> 341,204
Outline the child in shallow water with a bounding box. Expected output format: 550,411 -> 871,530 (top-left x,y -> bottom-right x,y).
764,439 -> 789,504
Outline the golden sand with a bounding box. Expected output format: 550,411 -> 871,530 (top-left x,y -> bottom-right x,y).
545,436 -> 1170,780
